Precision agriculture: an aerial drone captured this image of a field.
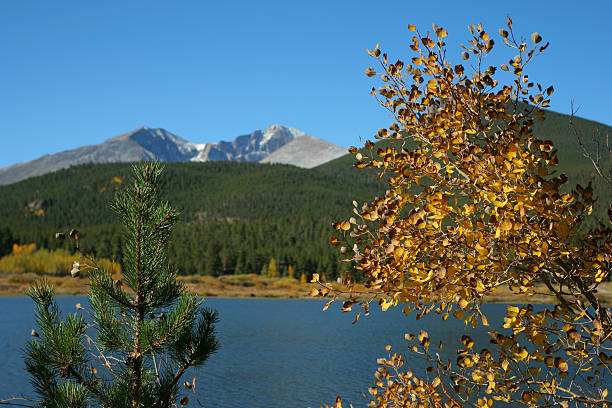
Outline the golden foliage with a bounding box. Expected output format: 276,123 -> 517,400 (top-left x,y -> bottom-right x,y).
320,19 -> 611,408
287,264 -> 295,279
12,243 -> 37,255
0,246 -> 120,277
267,258 -> 278,278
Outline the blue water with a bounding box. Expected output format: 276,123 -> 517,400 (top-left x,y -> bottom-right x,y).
0,297 -> 512,407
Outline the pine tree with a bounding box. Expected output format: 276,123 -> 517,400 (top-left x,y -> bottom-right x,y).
24,163 -> 219,408
0,226 -> 13,257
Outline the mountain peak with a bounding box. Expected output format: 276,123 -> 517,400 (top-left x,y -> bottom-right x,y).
261,124 -> 306,146
111,126 -> 153,141
0,124 -> 346,185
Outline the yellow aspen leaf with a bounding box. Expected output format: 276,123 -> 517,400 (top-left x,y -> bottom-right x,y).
531,32 -> 542,44
545,356 -> 554,367
500,219 -> 513,231
479,310 -> 489,326
555,357 -> 568,372
380,298 -> 393,311
521,391 -> 531,403
568,330 -> 581,343
476,243 -> 489,257
418,330 -> 429,344
461,335 -> 474,348
507,305 -> 519,317
475,279 -> 486,293
515,348 -> 529,360
494,226 -> 501,238
365,67 -> 376,77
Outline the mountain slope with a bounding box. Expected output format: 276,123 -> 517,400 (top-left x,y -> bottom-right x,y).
260,135 -> 347,168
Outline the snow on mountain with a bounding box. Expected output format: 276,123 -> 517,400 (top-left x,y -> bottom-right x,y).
191,124 -> 306,163
261,124 -> 307,148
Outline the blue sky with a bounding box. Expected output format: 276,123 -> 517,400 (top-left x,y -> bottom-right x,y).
0,0 -> 610,168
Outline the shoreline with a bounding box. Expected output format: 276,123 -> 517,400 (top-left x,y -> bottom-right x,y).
1,272 -> 611,305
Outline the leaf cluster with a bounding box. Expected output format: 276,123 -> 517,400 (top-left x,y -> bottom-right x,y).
320,19 -> 612,408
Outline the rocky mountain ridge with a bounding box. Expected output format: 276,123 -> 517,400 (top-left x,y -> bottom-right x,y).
0,125 -> 347,185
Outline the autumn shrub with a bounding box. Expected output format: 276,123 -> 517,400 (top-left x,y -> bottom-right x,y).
318,19 -> 611,408
270,276 -> 302,289
0,246 -> 120,277
218,273 -> 261,286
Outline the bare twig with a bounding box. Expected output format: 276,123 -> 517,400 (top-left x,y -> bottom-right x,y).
570,101 -> 612,186
0,397 -> 41,408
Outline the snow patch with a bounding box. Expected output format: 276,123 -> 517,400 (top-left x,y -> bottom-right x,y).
261,124 -> 306,146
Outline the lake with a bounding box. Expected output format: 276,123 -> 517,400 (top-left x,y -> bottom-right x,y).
0,297 -> 524,407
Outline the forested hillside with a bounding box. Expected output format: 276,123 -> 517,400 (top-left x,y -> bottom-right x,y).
0,161 -> 382,279
0,107 -> 609,279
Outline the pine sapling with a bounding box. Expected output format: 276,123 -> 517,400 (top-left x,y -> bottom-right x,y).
23,163 -> 219,408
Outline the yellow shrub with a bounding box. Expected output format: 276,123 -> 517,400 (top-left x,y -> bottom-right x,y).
0,247 -> 120,277
12,243 -> 37,255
